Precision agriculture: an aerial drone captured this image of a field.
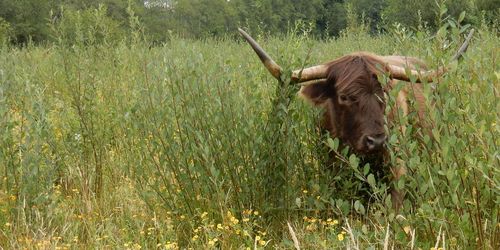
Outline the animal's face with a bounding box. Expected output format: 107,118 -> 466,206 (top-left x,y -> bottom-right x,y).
331,73 -> 386,154
300,55 -> 388,154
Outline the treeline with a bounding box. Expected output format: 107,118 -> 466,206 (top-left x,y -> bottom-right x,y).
0,0 -> 498,45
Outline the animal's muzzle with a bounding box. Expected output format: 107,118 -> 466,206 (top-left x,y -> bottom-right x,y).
363,134 -> 387,152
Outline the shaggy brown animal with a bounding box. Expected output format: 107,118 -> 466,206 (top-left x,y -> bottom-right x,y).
239,28 -> 473,209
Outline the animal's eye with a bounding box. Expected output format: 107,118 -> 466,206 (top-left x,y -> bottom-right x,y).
339,95 -> 356,105
339,95 -> 348,102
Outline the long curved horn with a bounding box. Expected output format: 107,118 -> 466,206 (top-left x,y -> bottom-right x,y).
291,65 -> 329,82
298,78 -> 328,86
238,28 -> 282,80
239,28 -> 329,83
389,29 -> 474,83
388,65 -> 446,83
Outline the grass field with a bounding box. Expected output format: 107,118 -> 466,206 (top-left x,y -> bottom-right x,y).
0,23 -> 498,249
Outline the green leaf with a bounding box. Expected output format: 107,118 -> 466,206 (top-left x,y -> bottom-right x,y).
363,163 -> 370,176
326,137 -> 339,151
458,11 -> 466,23
432,129 -> 441,144
460,24 -> 471,33
452,193 -> 459,205
448,20 -> 456,29
397,178 -> 405,189
440,6 -> 448,16
354,200 -> 365,214
349,154 -> 359,168
367,174 -> 376,188
437,25 -> 448,39
421,183 -> 428,194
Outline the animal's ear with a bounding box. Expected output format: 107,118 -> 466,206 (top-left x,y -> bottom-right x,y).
298,79 -> 334,106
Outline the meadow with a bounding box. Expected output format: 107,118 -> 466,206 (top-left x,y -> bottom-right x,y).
0,21 -> 498,249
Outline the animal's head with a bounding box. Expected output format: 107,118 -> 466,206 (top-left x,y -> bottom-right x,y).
299,54 -> 389,153
238,28 -> 473,155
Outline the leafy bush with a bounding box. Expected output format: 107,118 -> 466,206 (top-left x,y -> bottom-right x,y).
50,5 -> 126,46
0,18 -> 11,46
0,15 -> 498,249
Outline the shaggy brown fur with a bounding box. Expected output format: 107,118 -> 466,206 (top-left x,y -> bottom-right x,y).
299,52 -> 429,209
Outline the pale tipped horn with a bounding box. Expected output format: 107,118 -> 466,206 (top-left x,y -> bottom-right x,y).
238,28 -> 282,80
388,65 -> 446,83
389,29 -> 474,83
451,29 -> 475,61
291,65 -> 329,82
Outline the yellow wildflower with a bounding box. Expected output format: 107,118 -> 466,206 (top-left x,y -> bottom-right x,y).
306,224 -> 316,231
165,241 -> 178,249
337,233 -> 344,241
208,238 -> 218,246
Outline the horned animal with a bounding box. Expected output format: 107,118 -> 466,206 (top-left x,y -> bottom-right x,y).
239,28 -> 474,209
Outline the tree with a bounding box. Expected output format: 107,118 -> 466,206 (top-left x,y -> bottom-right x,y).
347,0 -> 385,33
475,0 -> 500,24
383,0 -> 472,29
316,0 -> 347,37
0,0 -> 54,44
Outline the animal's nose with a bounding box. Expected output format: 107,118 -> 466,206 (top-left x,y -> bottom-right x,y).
365,134 -> 386,151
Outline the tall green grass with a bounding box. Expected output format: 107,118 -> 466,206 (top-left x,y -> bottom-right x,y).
0,14 -> 498,249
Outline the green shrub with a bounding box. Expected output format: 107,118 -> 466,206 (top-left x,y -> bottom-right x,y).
0,17 -> 498,249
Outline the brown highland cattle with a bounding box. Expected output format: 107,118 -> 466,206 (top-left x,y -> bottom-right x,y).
239,28 -> 474,209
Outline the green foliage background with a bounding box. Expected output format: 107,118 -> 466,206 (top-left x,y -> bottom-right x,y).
0,0 -> 499,44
